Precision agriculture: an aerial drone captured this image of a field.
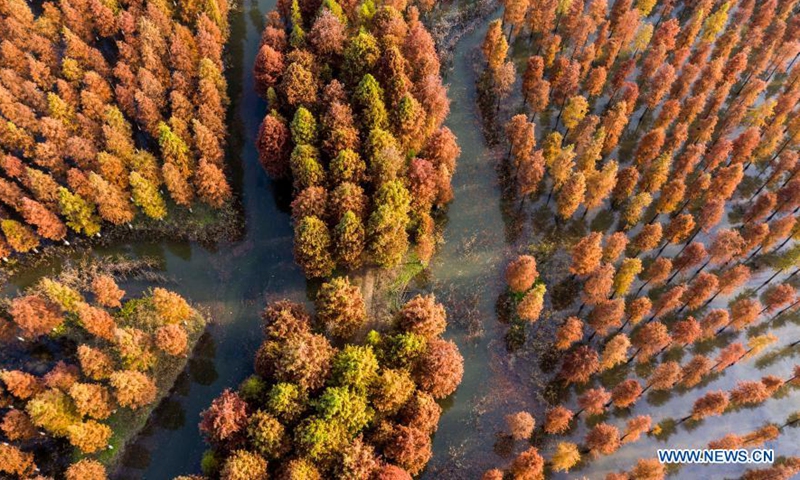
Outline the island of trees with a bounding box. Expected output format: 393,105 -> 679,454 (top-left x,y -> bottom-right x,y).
254,0 -> 459,278
178,277 -> 463,478
0,266 -> 205,479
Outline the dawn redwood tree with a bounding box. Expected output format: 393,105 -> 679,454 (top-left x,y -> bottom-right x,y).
557,171 -> 586,219
544,405 -> 574,435
200,388 -> 249,447
603,232 -> 629,263
315,277 -> 367,339
517,284 -> 546,322
570,232 -> 603,276
509,447 -> 544,479
294,216 -> 335,278
689,391 -> 730,422
522,56 -> 550,118
415,338 -> 464,399
611,379 -> 643,408
626,297 -> 652,327
671,317 -> 701,346
589,299 -> 625,336
578,387 -> 612,417
613,258 -> 642,297
551,442 -> 581,473
9,294 -> 63,338
582,263 -> 615,306
632,321 -> 670,362
505,411 -> 535,440
109,370 -> 157,410
506,255 -> 539,293
585,422 -> 621,457
396,294 -> 447,340
560,345 -> 600,384
555,316 -> 584,350
601,334 -> 631,371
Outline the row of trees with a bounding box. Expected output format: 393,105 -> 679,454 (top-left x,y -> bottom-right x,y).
484,0 -> 800,476
187,278 -> 463,478
0,272 -> 203,479
254,0 -> 459,277
0,0 -> 232,259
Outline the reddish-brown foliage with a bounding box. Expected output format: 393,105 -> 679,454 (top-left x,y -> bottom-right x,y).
764,284 -> 795,312
505,255 -> 539,293
510,447 -> 545,479
155,324 -> 189,356
632,321 -> 671,362
603,232 -> 629,263
65,459 -> 107,480
415,338 -> 463,399
0,443 -> 35,477
0,370 -> 42,399
623,416 -> 652,445
578,387 -> 612,416
682,273 -> 718,309
570,233 -> 603,276
555,317 -> 584,350
585,423 -> 621,456
1,409 -> 37,441
588,299 -> 625,336
715,343 -> 747,371
544,405 -> 574,435
9,294 -> 63,338
691,391 -> 730,420
730,381 -> 772,406
611,379 -> 643,408
384,425 -> 432,476
77,345 -> 114,381
505,411 -> 535,440
718,265 -> 751,295
730,298 -> 762,330
200,389 -> 248,447
91,275 -> 124,308
560,346 -> 600,384
257,114 -> 291,178
43,361 -> 80,391
109,370 -> 157,409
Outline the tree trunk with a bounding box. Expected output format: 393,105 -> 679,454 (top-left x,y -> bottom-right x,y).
555,97 -> 567,130
744,244 -> 763,264
700,290 -> 720,309
754,268 -> 783,293
634,105 -> 650,132
685,259 -> 710,284
634,279 -> 651,296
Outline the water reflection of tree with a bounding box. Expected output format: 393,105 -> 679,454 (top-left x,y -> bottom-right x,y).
189,332 -> 219,386
151,399 -> 187,431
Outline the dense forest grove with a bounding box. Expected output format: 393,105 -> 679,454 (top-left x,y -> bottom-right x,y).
0,0 -> 232,259
0,263 -> 205,478
254,0 -> 459,277
3,0 -> 800,477
477,0 -> 800,478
